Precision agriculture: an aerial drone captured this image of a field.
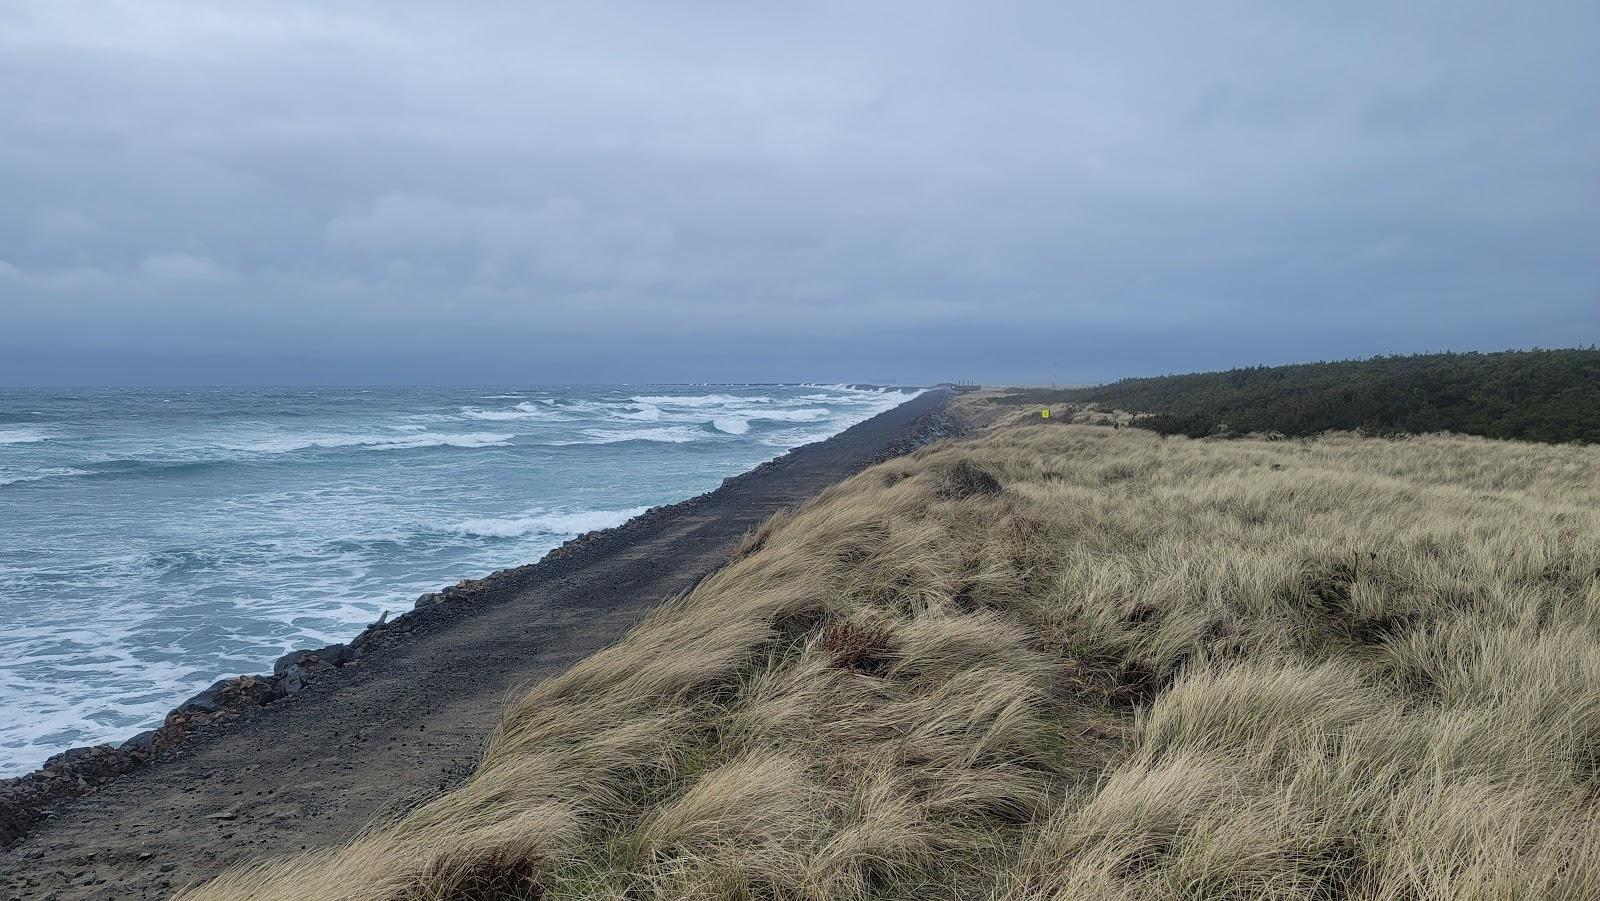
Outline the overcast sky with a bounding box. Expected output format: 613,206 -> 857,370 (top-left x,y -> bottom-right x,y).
1,1 -> 1596,386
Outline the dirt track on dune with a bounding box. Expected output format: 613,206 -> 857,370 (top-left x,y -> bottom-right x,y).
0,390 -> 957,901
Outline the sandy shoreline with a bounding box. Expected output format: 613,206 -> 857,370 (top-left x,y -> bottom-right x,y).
0,388 -> 958,899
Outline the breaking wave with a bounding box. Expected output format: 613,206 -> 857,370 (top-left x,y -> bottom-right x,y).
453,506 -> 649,538
228,432 -> 515,454
631,394 -> 771,407
0,428 -> 49,444
0,467 -> 91,488
568,426 -> 707,444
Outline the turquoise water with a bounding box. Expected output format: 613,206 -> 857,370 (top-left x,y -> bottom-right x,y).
0,384 -> 917,775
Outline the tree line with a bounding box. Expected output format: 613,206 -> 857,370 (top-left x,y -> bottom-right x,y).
1004,348 -> 1600,443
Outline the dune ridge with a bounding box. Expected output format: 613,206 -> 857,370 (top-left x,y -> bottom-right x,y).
183,411 -> 1600,900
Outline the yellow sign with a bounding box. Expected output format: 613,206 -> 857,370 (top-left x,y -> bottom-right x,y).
1041,409 -> 1051,419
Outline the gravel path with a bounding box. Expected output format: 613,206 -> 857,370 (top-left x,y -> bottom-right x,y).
0,390 -> 957,900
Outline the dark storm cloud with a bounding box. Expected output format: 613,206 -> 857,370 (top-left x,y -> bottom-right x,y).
1,1 -> 1596,385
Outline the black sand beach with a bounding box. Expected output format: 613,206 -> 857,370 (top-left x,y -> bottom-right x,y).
0,390 -> 957,900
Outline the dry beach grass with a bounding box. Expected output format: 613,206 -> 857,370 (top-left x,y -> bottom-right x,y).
182,416 -> 1600,900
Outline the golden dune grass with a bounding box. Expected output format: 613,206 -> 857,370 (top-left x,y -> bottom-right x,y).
183,420 -> 1600,901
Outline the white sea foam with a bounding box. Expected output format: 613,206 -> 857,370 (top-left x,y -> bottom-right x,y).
798,391 -> 900,404
631,394 -> 771,407
748,407 -> 829,422
458,401 -> 567,421
0,428 -> 49,444
454,506 -> 648,538
800,383 -> 891,392
460,410 -> 527,421
760,427 -> 837,448
0,467 -> 90,487
612,404 -> 663,421
571,426 -> 706,444
460,406 -> 555,421
231,432 -> 514,453
708,407 -> 832,435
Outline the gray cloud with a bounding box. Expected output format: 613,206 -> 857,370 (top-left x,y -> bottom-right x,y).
138,252 -> 235,283
1,1 -> 1596,385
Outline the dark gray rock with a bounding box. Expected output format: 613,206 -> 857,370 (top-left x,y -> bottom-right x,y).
177,679 -> 234,714
50,747 -> 97,766
177,674 -> 281,714
279,661 -> 333,695
272,643 -> 348,677
270,643 -> 352,695
119,731 -> 157,753
279,665 -> 311,695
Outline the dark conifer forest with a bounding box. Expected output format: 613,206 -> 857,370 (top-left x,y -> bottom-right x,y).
1001,348 -> 1600,443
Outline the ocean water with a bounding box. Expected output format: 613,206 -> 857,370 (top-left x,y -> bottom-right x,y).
0,384 -> 918,776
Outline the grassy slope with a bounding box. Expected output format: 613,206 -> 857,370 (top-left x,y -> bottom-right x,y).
999,348 -> 1600,443
186,418 -> 1600,901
